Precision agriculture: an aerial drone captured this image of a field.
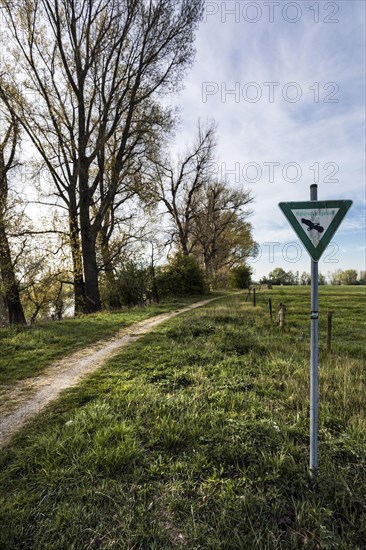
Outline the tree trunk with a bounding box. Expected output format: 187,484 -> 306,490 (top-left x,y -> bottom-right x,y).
82,233 -> 101,313
180,232 -> 189,256
100,232 -> 120,309
79,174 -> 101,313
0,117 -> 25,323
0,221 -> 26,324
68,196 -> 86,315
77,73 -> 101,314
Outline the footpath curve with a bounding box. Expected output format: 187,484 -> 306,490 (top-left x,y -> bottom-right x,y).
0,296 -> 223,448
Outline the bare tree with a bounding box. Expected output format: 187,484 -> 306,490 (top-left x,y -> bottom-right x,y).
153,119 -> 217,254
0,0 -> 204,313
192,181 -> 256,280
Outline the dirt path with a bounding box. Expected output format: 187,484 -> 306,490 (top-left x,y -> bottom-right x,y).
0,297 -> 222,448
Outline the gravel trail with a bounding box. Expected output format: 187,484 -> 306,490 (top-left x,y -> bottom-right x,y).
0,297 -> 221,447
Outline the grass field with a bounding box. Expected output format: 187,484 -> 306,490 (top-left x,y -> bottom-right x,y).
0,295 -> 218,386
253,285 -> 365,360
0,287 -> 365,548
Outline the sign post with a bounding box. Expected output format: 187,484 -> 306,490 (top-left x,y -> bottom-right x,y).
309,184 -> 318,480
279,189 -> 352,480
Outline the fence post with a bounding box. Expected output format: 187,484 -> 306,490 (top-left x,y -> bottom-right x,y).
327,311 -> 333,353
269,298 -> 273,320
253,288 -> 256,307
276,303 -> 286,328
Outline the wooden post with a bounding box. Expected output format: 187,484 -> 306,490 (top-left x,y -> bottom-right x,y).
269,298 -> 272,320
253,288 -> 256,307
276,303 -> 286,328
327,311 -> 333,353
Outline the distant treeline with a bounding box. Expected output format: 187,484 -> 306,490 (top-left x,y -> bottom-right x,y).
260,268 -> 366,286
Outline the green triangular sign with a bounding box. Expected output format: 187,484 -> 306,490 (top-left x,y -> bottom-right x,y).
279,200 -> 352,261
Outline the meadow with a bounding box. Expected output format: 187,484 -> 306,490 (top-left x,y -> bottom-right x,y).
0,286 -> 365,548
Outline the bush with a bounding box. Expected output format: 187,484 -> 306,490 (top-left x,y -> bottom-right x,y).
114,262 -> 151,308
230,265 -> 252,289
156,252 -> 207,298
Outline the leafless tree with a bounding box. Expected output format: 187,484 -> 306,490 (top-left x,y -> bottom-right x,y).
152,119 -> 217,254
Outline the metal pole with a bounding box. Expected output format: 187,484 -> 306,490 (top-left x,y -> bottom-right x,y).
310,184 -> 318,481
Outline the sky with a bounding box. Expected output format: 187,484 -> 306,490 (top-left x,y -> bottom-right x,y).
170,0 -> 366,280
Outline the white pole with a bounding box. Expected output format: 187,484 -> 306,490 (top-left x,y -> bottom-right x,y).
310,184 -> 319,480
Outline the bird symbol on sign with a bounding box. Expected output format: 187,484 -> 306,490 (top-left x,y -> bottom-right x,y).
301,218 -> 324,233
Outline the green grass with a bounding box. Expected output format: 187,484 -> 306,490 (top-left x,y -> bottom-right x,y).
0,288 -> 365,548
254,285 -> 366,360
0,295 -> 217,386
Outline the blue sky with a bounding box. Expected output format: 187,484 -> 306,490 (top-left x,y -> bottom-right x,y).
171,0 -> 366,279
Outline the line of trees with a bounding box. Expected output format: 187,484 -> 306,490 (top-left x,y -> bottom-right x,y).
149,120 -> 256,288
0,0 -> 257,324
328,269 -> 365,286
260,268 -> 366,286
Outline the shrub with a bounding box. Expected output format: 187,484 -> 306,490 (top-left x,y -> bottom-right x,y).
115,262 -> 151,307
156,252 -> 207,297
230,265 -> 252,289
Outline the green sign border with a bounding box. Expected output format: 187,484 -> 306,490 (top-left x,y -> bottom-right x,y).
279,200 -> 353,261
